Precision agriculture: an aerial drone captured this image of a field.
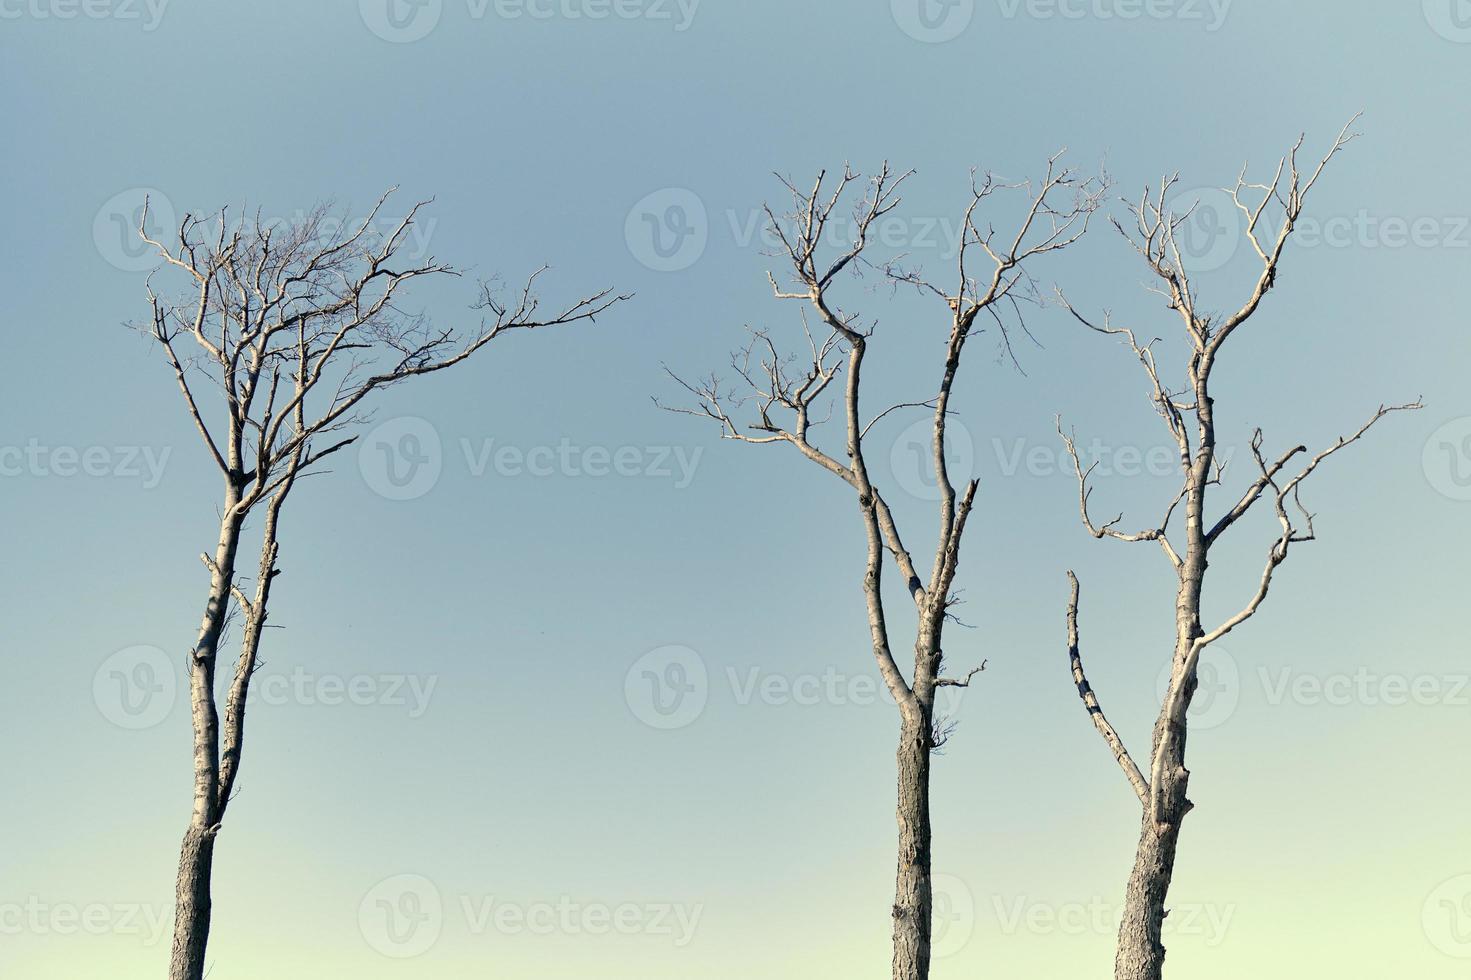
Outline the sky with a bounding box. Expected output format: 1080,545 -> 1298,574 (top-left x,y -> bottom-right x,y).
1,1 -> 1468,977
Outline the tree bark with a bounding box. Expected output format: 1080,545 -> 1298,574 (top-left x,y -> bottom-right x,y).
169,824 -> 217,980
891,716 -> 933,980
1114,711 -> 1189,980
1116,557 -> 1202,980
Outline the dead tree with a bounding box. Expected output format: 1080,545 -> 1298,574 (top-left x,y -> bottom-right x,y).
1055,120 -> 1419,980
136,192 -> 625,980
662,159 -> 1101,980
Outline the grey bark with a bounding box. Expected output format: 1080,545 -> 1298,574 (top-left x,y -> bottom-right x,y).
169,825 -> 217,980
1112,444 -> 1210,980
892,714 -> 934,979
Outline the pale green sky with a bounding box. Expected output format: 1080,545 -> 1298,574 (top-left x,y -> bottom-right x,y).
2,1 -> 1468,977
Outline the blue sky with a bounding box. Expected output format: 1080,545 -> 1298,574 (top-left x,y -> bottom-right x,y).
2,1 -> 1469,976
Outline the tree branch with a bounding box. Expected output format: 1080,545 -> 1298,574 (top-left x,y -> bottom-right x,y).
1066,572 -> 1149,805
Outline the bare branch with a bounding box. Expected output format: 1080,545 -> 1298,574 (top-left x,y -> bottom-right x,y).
1198,399 -> 1422,649
1066,572 -> 1150,805
936,662 -> 987,688
1211,115 -> 1362,354
1058,419 -> 1182,568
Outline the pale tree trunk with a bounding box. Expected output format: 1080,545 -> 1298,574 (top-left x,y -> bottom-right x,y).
170,825 -> 217,980
891,712 -> 933,980
892,622 -> 942,980
169,506 -> 241,980
1115,513 -> 1205,980
1114,705 -> 1189,980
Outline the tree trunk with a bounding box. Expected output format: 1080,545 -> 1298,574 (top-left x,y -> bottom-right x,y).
169,824 -> 217,980
1115,629 -> 1197,980
891,717 -> 933,980
1114,728 -> 1188,980
168,506 -> 241,980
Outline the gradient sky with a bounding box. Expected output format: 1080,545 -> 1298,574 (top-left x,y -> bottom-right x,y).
2,1 -> 1468,977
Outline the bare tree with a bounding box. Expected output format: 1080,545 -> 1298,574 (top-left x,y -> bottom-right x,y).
136,192 -> 626,980
1055,120 -> 1420,980
662,159 -> 1101,980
